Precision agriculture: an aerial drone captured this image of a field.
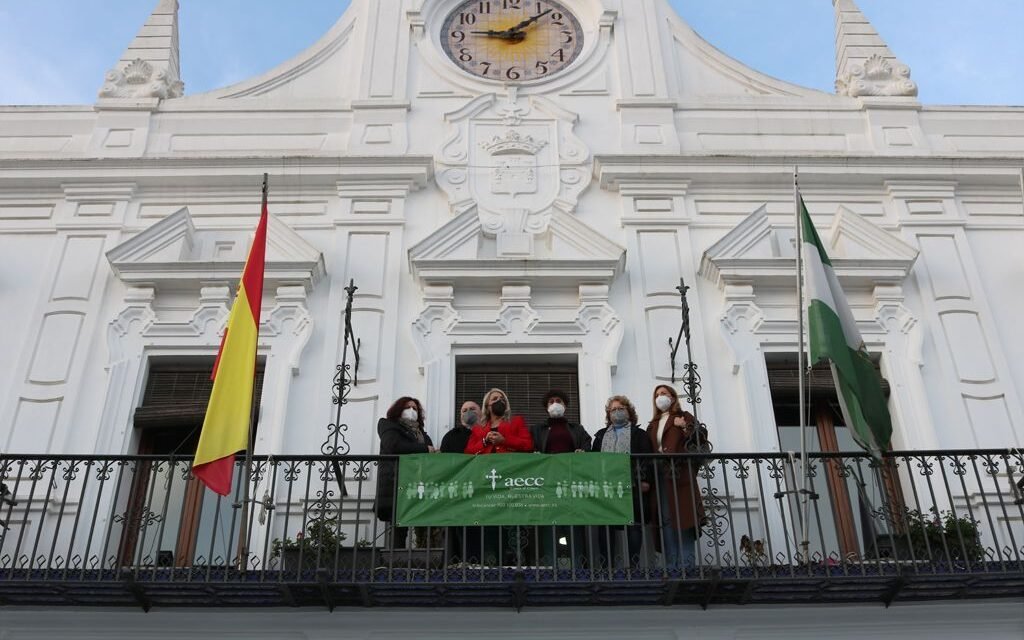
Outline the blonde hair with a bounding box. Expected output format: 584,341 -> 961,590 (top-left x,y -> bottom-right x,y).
480,388 -> 512,424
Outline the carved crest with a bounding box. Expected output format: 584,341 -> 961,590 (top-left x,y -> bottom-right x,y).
836,54 -> 917,98
436,92 -> 591,255
99,57 -> 184,100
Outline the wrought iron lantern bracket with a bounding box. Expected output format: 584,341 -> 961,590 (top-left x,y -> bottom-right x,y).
323,280 -> 362,458
667,277 -> 711,453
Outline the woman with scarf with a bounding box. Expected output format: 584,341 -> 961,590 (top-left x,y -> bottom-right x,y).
374,396 -> 436,550
592,395 -> 652,568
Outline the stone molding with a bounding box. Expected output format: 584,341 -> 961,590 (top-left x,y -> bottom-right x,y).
411,282 -> 624,433
100,282 -> 314,456
699,204 -> 919,289
833,0 -> 918,98
436,92 -> 591,254
836,54 -> 917,98
97,0 -> 183,102
409,207 -> 625,287
99,58 -> 184,101
106,207 -> 326,291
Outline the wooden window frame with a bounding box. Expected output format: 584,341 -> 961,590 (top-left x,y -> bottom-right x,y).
119,362 -> 263,568
768,359 -> 902,559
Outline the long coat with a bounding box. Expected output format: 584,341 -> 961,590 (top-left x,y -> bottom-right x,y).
374,418 -> 432,522
647,411 -> 707,532
592,424 -> 653,524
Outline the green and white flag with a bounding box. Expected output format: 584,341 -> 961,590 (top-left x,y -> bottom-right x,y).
800,194 -> 893,456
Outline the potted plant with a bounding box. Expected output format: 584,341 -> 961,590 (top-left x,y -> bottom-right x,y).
271,518 -> 377,573
874,507 -> 984,566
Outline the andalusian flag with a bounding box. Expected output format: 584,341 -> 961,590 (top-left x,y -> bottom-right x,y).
800,194 -> 892,457
193,178 -> 269,495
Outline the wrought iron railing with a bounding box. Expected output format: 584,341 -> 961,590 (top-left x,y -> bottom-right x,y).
0,449 -> 1021,608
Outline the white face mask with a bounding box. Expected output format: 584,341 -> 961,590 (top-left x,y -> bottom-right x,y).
547,402 -> 566,418
655,395 -> 673,412
401,408 -> 419,423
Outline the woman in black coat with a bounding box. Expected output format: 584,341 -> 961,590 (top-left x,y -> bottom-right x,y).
374,396 -> 435,549
592,395 -> 652,567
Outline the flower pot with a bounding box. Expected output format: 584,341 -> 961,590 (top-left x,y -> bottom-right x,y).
279,546 -> 379,573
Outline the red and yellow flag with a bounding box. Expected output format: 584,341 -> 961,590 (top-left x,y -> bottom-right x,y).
193,181 -> 269,495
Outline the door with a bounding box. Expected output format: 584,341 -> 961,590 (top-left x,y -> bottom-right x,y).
768,357 -> 900,562
118,362 -> 263,568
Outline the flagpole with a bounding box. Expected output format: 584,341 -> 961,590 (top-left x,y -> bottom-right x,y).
237,173 -> 269,571
794,167 -> 811,561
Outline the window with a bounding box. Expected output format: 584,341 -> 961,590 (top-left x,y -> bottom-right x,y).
455,357 -> 580,429
118,360 -> 264,568
768,354 -> 901,561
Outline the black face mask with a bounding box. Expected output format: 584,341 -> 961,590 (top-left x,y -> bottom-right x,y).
490,400 -> 507,418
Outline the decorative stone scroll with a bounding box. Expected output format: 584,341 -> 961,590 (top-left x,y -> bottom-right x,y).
99,58 -> 184,100
836,54 -> 917,98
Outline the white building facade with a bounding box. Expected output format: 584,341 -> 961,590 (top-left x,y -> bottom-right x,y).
0,0 -> 1022,635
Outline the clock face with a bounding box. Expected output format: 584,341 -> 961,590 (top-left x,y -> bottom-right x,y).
441,0 -> 585,83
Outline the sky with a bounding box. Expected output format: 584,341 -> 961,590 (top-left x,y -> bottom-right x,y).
1,1 -> 1022,106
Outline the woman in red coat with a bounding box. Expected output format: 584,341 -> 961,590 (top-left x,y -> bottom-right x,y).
464,388 -> 533,454
647,384 -> 708,570
463,388 -> 532,566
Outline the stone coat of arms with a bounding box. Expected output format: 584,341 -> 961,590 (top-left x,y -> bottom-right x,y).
436,92 -> 591,256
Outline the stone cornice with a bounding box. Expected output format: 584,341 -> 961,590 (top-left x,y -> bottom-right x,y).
701,256 -> 916,290
699,203 -> 918,289
106,207 -> 326,291
412,259 -> 622,285
109,260 -> 325,289
0,155 -> 434,171
0,156 -> 435,190
596,156 -> 1024,190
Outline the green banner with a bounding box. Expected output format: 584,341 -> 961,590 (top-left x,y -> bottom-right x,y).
396,453 -> 634,526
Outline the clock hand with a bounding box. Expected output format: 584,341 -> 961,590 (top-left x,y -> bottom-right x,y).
506,9 -> 553,34
469,29 -> 524,40
468,10 -> 554,42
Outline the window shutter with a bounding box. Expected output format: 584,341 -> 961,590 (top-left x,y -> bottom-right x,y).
455,367 -> 581,430
134,364 -> 265,430
766,361 -> 890,400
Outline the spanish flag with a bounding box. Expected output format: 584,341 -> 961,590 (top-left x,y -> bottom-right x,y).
193,177 -> 269,495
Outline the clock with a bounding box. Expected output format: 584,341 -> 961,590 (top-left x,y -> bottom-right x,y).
440,0 -> 585,82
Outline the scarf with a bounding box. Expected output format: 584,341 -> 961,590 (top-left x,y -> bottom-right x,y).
400,418 -> 425,444
601,424 -> 632,454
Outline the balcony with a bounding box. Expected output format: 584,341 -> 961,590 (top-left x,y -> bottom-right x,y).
1,450 -> 1022,610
